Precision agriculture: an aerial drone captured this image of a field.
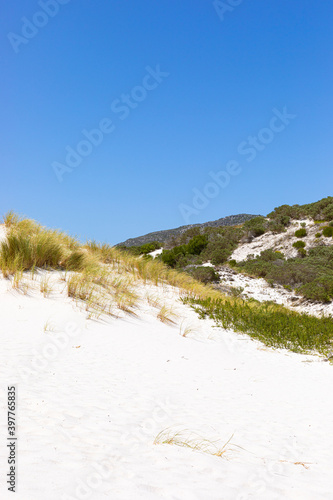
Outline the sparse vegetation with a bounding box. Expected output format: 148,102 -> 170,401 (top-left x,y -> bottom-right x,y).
268,197 -> 333,222
189,266 -> 220,285
1,208 -> 333,356
234,246 -> 333,303
184,295 -> 333,355
157,305 -> 177,324
154,428 -> 235,458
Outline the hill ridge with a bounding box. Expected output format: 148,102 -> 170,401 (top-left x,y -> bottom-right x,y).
118,213 -> 260,247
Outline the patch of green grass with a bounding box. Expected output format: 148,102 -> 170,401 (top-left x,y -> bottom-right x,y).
183,296 -> 333,355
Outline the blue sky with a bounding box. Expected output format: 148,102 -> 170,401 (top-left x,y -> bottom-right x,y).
1,0 -> 333,244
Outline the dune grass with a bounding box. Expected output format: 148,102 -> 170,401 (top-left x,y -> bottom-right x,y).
154,428 -> 235,459
0,212 -> 90,276
0,213 -> 220,318
183,295 -> 333,356
157,305 -> 177,325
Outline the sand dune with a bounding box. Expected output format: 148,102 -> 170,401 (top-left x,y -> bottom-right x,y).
1,266 -> 333,499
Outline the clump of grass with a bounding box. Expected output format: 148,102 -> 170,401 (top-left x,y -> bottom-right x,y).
0,213 -> 95,277
2,210 -> 19,228
157,305 -> 177,324
179,320 -> 196,337
154,428 -> 235,459
145,293 -> 162,309
40,276 -> 53,297
44,320 -> 56,333
11,269 -> 29,294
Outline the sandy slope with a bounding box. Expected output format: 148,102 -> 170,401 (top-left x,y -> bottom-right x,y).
217,266 -> 333,318
0,269 -> 333,499
230,219 -> 331,262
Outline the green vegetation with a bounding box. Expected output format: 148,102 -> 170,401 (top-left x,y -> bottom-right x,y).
158,227 -> 243,278
2,210 -> 333,357
322,226 -> 333,238
118,241 -> 162,256
183,296 -> 333,355
235,247 -> 333,302
189,266 -> 220,284
295,228 -> 307,238
268,196 -> 333,221
0,212 -> 225,310
292,240 -> 306,249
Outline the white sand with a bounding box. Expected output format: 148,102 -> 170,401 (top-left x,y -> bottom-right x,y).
1,266 -> 333,499
149,248 -> 163,258
0,224 -> 7,243
231,220 -> 331,262
217,266 -> 333,318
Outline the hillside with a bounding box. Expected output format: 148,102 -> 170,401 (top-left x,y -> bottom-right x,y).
131,197 -> 333,309
118,213 -> 260,247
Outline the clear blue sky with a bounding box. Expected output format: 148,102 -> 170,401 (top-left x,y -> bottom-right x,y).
1,0 -> 333,244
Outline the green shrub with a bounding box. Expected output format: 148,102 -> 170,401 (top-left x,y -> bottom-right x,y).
322,226 -> 333,237
187,235 -> 208,255
161,249 -> 177,267
190,266 -> 220,284
292,241 -> 306,249
315,232 -> 321,238
295,228 -> 307,238
298,248 -> 307,258
243,217 -> 266,237
299,278 -> 333,303
123,241 -> 162,256
210,248 -> 231,265
230,286 -> 244,296
267,197 -> 333,222
235,245 -> 333,303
